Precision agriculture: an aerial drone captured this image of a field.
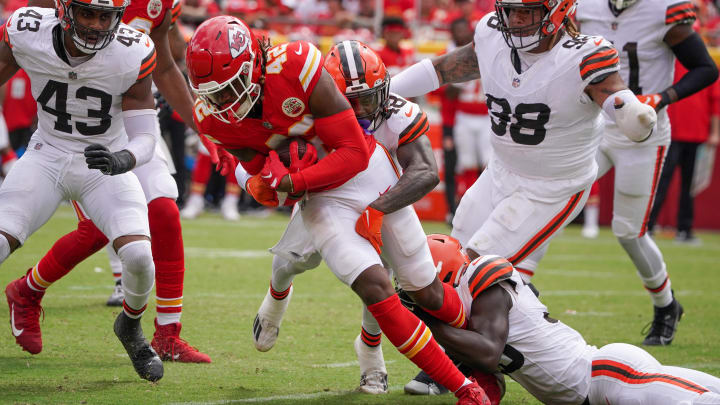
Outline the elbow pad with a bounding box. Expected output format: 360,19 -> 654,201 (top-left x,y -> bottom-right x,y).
123,109 -> 159,167
602,90 -> 657,142
389,59 -> 440,98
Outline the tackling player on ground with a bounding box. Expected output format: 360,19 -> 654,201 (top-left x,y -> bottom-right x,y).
10,0 -> 212,363
0,0 -> 163,381
187,17 -> 490,404
576,0 -> 719,346
402,234 -> 720,405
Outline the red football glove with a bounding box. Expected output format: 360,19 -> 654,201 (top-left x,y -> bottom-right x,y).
260,151 -> 290,190
289,141 -> 317,173
198,133 -> 237,176
246,174 -> 279,207
636,94 -> 663,111
355,206 -> 384,254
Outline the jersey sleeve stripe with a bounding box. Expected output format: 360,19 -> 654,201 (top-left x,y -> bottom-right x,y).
579,47 -> 616,70
3,20 -> 11,48
138,49 -> 157,80
171,3 -> 182,23
468,259 -> 513,298
398,111 -> 423,140
580,53 -> 619,81
399,112 -> 429,145
299,45 -> 321,92
666,2 -> 696,24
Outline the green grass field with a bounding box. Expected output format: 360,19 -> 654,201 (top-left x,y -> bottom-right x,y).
1,205 -> 719,405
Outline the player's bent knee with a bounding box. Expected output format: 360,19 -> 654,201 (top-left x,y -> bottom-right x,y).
0,230 -> 20,252
117,239 -> 154,277
352,265 -> 396,306
113,234 -> 151,252
611,217 -> 639,239
148,197 -> 181,231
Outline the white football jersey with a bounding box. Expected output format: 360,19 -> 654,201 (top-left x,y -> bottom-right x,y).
474,13 -> 619,197
456,259 -> 597,405
5,7 -> 156,153
372,93 -> 428,158
576,0 -> 695,148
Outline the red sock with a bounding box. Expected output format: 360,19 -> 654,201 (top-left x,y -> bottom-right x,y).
425,282 -> 467,329
367,294 -> 466,392
25,219 -> 108,292
360,326 -> 382,347
148,198 -> 185,324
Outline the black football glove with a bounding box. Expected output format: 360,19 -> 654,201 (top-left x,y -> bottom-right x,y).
84,144 -> 136,175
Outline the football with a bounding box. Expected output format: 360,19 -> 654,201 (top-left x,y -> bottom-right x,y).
275,138 -> 309,167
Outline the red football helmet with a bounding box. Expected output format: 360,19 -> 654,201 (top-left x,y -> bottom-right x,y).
55,0 -> 128,54
426,234 -> 469,288
324,40 -> 390,132
186,16 -> 263,125
495,0 -> 577,50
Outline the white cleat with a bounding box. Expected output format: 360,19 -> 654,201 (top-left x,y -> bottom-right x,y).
220,196 -> 240,221
253,285 -> 293,352
354,334 -> 388,394
581,225 -> 599,239
180,194 -> 204,219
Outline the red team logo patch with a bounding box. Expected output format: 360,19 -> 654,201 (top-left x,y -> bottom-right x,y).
228,26 -> 249,59
282,97 -> 305,117
147,0 -> 163,19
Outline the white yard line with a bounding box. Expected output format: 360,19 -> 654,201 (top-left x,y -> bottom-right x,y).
167,386 -> 403,405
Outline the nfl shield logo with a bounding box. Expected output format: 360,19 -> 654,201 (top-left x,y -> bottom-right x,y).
69,71 -> 77,80
611,22 -> 619,30
512,77 -> 521,88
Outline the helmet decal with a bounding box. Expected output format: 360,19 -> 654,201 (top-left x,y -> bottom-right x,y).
228,25 -> 249,59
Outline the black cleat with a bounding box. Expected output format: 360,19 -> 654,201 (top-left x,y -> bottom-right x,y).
642,298 -> 684,346
114,312 -> 164,382
404,370 -> 449,395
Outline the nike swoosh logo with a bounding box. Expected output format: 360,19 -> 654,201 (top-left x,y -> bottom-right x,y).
364,210 -> 371,227
11,303 -> 23,337
295,44 -> 302,55
594,39 -> 602,46
405,106 -> 413,117
145,38 -> 151,47
261,173 -> 272,179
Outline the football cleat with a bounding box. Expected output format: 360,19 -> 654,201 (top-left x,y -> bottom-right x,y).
106,280 -> 124,307
180,194 -> 204,219
151,320 -> 211,363
5,276 -> 44,354
581,225 -> 599,239
220,196 -> 240,221
404,370 -> 449,395
455,378 -> 491,405
253,285 -> 293,352
114,312 -> 164,382
642,297 -> 684,346
354,334 -> 388,394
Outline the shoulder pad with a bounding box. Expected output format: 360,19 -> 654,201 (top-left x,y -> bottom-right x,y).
467,255 -> 514,299
385,94 -> 429,145
665,1 -> 696,25
577,36 -> 619,82
271,41 -> 323,94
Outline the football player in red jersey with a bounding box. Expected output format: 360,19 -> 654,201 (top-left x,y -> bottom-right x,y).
9,0 -> 213,363
188,17 -> 490,404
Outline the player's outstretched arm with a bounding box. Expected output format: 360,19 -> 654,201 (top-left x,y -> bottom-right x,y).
658,24 -> 719,109
368,136 -> 438,215
389,43 -> 480,99
151,12 -> 198,133
425,284 -> 511,374
586,72 -> 657,142
0,36 -> 20,88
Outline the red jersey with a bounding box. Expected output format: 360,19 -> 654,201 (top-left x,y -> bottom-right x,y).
194,41 -> 374,192
122,0 -> 178,34
668,61 -> 720,143
3,69 -> 36,132
455,80 -> 488,115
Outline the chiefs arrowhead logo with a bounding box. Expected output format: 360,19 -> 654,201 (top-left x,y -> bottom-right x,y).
228,26 -> 249,59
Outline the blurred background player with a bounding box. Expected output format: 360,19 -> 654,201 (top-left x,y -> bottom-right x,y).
374,16 -> 415,77
0,112 -> 16,185
23,0 -> 212,362
576,0 -> 718,346
2,70 -> 36,154
648,59 -> 720,244
1,0 -> 163,381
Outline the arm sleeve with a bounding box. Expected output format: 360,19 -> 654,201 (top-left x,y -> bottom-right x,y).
670,32 -> 719,102
388,59 -> 440,98
123,109 -> 159,167
289,108 -> 369,192
234,162 -> 252,191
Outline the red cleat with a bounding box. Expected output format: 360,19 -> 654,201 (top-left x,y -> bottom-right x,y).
455,378 -> 491,405
151,319 -> 211,363
470,371 -> 505,405
5,275 -> 44,354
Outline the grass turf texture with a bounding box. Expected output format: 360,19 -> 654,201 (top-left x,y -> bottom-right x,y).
1,205 -> 718,404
